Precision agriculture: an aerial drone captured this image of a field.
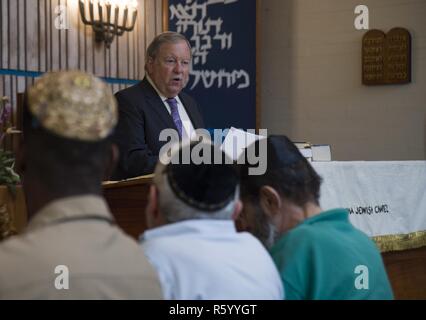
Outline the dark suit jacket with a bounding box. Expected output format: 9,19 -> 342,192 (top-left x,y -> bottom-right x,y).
112,77 -> 205,180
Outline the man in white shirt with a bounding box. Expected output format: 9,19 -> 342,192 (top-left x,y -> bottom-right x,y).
140,142 -> 284,300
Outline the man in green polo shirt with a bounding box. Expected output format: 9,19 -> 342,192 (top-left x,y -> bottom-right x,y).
238,136 -> 393,300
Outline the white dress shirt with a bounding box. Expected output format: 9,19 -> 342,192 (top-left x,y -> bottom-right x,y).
140,219 -> 284,300
146,75 -> 196,142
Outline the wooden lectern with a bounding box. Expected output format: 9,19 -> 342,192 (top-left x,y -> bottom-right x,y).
103,175 -> 153,239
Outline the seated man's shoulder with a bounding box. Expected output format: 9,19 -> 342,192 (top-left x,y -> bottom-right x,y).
0,232 -> 57,291
0,229 -> 53,261
0,234 -> 29,265
237,230 -> 269,247
0,226 -> 158,276
141,233 -> 190,257
282,223 -> 323,245
271,224 -> 337,262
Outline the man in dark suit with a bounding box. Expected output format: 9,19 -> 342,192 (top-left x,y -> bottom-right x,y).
112,32 -> 205,180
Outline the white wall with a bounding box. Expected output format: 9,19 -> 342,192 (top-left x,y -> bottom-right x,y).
260,0 -> 426,160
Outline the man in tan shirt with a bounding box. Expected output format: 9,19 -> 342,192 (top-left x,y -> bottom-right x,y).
0,71 -> 162,299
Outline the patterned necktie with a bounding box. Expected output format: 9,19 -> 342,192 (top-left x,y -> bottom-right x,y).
165,98 -> 183,138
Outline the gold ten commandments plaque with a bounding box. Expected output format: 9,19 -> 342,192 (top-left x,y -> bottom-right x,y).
362,28 -> 411,85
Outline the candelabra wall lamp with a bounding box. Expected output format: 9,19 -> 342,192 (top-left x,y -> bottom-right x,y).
79,0 -> 138,48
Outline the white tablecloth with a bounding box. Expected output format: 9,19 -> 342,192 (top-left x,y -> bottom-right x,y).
312,161 -> 426,238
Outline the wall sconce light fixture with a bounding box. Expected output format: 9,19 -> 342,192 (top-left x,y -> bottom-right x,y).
79,0 -> 138,48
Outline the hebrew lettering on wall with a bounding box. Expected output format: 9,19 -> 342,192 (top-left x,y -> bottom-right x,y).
169,0 -> 257,130
362,28 -> 411,85
170,0 -> 249,90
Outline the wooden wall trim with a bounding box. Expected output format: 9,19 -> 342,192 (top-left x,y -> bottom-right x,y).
162,0 -> 168,31
0,0 -> 163,103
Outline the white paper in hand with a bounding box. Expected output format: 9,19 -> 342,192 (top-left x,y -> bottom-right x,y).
220,127 -> 266,161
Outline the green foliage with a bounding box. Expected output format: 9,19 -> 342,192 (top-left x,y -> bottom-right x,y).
0,150 -> 20,196
0,97 -> 20,196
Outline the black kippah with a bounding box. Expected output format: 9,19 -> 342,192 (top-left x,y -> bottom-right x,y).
238,135 -> 306,178
166,142 -> 238,212
267,135 -> 306,169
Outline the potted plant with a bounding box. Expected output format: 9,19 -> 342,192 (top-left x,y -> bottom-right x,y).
0,96 -> 21,240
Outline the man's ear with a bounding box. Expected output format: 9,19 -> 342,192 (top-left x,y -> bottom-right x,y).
259,186 -> 282,219
146,57 -> 154,75
231,199 -> 243,222
103,143 -> 119,181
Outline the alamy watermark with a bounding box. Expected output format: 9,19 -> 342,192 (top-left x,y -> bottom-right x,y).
158,126 -> 268,176
354,5 -> 369,30
354,265 -> 369,290
54,5 -> 70,30
54,265 -> 69,290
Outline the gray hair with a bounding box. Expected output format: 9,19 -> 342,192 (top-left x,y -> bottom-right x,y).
245,201 -> 280,249
146,32 -> 191,62
153,162 -> 239,223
